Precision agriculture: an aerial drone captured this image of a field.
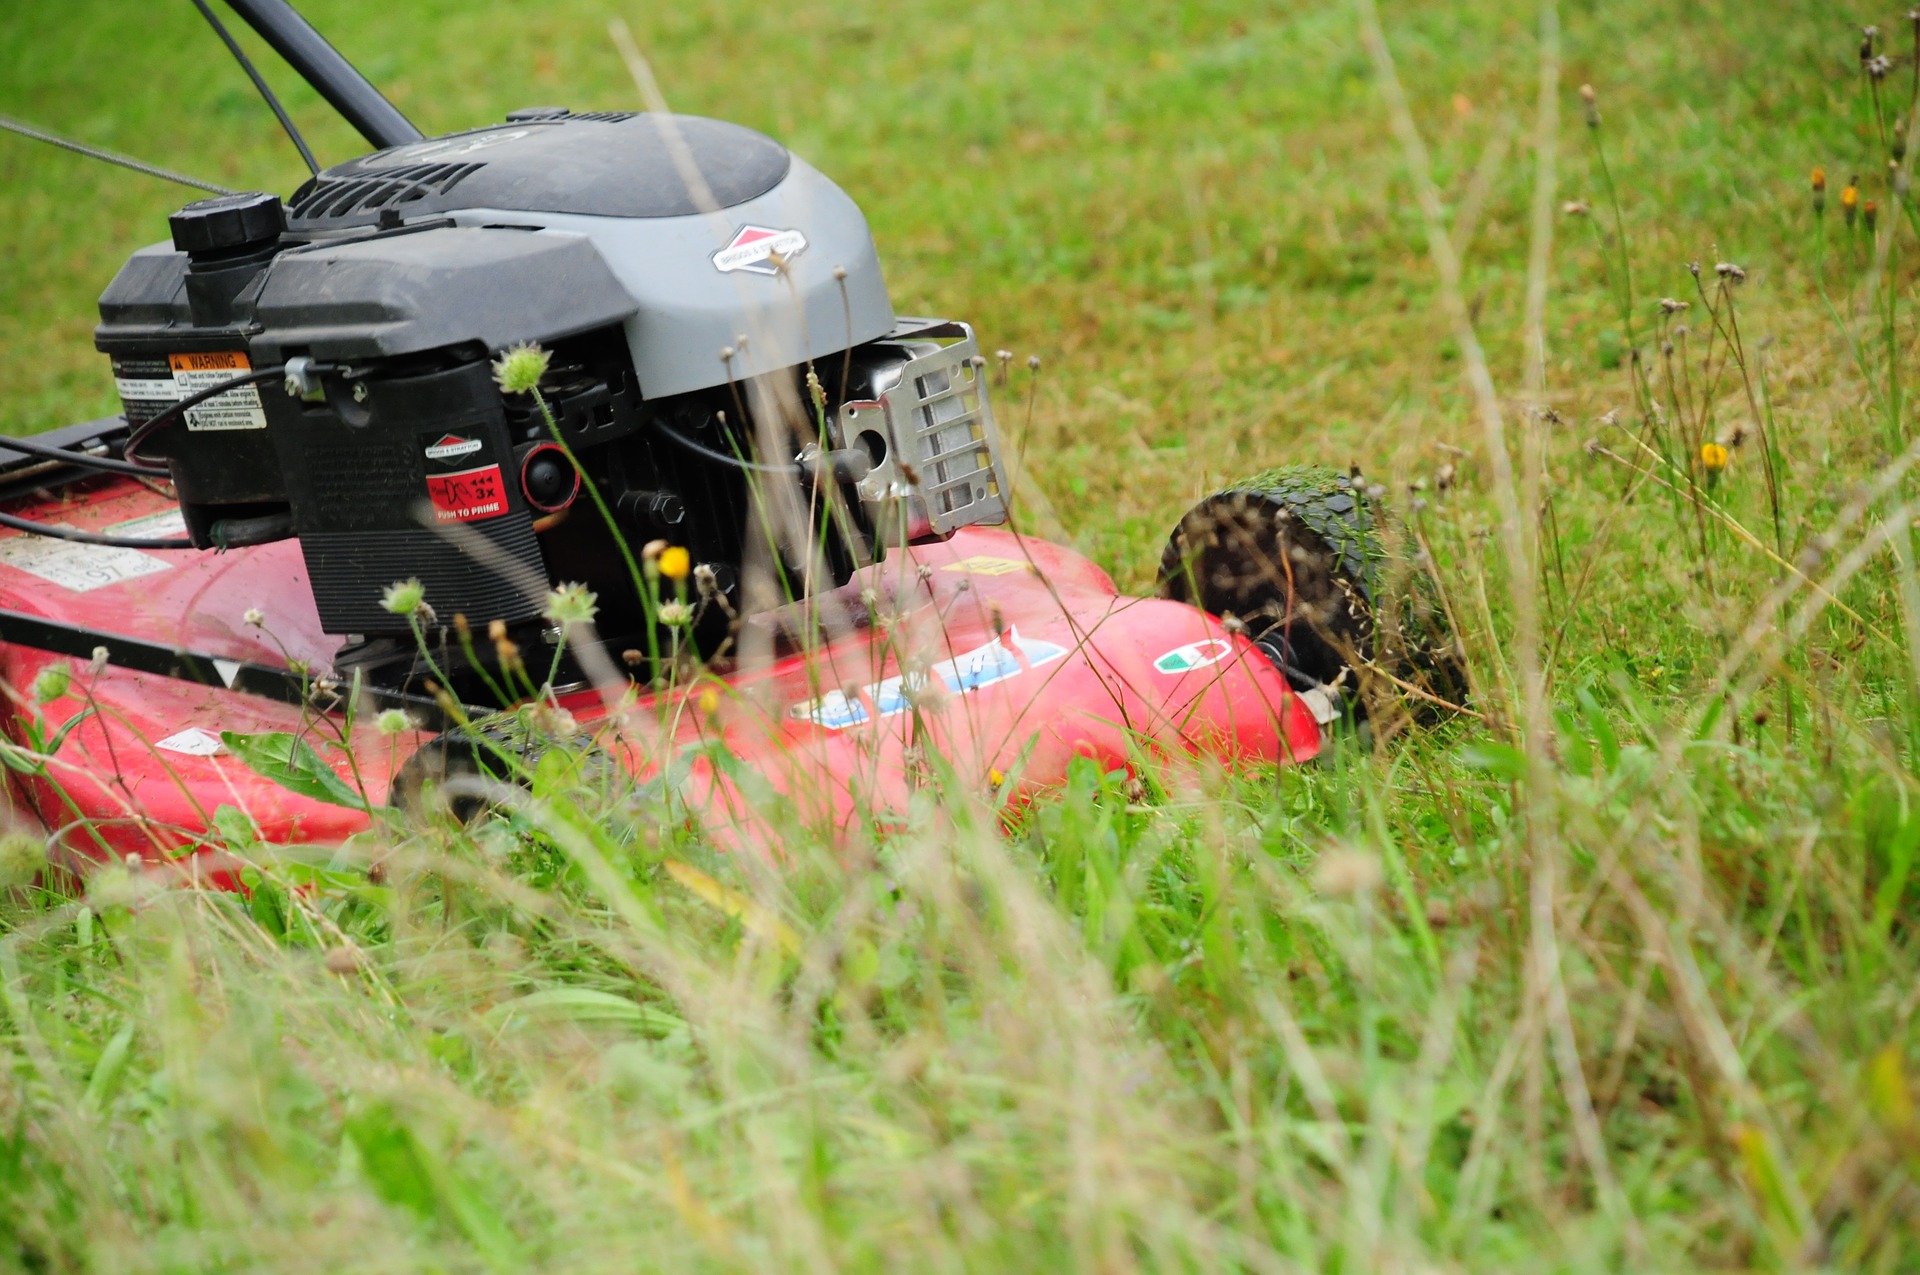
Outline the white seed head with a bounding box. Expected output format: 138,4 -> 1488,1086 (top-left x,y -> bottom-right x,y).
491,342 -> 550,395
380,578 -> 425,617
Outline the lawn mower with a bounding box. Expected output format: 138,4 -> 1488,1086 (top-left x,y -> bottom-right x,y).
0,0 -> 1443,877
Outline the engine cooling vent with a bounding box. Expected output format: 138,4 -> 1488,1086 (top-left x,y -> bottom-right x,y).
287,162 -> 485,225
835,322 -> 1010,540
568,111 -> 639,123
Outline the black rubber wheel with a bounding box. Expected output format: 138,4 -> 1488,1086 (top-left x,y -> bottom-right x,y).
390,710 -> 614,821
1158,464 -> 1458,706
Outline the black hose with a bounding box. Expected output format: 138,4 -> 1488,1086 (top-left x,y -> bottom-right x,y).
0,434 -> 164,477
208,512 -> 295,548
123,366 -> 290,467
0,510 -> 193,550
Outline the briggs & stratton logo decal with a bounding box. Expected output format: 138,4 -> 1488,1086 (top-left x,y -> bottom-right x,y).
424,433 -> 484,462
712,225 -> 809,276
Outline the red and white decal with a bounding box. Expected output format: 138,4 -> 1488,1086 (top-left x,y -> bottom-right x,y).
425,465 -> 509,523
711,225 -> 808,275
424,433 -> 485,462
1153,639 -> 1235,675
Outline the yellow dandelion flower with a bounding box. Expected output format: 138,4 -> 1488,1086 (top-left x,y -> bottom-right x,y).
1700,442 -> 1730,471
658,545 -> 691,581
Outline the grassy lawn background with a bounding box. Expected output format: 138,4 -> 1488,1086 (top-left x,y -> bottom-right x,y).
0,0 -> 1860,582
2,0 -> 1919,1270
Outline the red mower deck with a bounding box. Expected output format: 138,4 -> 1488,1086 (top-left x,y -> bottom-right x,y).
0,475 -> 1324,878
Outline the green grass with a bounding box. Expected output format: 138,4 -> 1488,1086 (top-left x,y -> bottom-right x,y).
3,0 -> 1920,1269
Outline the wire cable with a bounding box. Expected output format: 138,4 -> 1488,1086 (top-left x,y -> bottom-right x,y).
0,115 -> 236,196
122,367 -> 290,468
189,0 -> 320,175
654,419 -> 803,475
0,510 -> 193,550
0,434 -> 164,477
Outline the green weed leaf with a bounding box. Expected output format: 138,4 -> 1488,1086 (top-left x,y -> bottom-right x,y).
211,804 -> 260,854
219,731 -> 368,810
485,988 -> 688,1039
1458,742 -> 1527,781
81,1024 -> 134,1112
345,1101 -> 519,1268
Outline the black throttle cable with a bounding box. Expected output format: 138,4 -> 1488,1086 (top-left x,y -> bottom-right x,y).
653,419 -> 804,475
122,366 -> 292,467
0,434 -> 164,477
0,364 -> 318,550
0,511 -> 193,550
654,418 -> 873,482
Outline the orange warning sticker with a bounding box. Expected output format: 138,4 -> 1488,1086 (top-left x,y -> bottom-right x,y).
168,351 -> 250,373
167,351 -> 266,431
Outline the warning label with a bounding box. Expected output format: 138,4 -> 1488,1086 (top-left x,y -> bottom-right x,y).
168,352 -> 266,432
425,464 -> 508,523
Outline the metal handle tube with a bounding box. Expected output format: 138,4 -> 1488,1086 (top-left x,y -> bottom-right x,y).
219,0 -> 423,151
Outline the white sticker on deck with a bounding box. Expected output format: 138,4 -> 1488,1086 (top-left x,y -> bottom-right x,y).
168,352 -> 266,432
108,508 -> 189,538
155,728 -> 225,756
0,531 -> 170,592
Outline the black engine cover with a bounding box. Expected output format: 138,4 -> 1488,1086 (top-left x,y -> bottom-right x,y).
273,360 -> 546,634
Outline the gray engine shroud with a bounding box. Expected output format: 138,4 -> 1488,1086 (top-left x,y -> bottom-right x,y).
100,116 -> 897,398
266,113 -> 897,397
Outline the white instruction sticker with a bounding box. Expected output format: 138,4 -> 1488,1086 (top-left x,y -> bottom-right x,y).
168,352 -> 266,432
108,508 -> 189,539
155,728 -> 226,756
114,377 -> 181,402
0,532 -> 170,592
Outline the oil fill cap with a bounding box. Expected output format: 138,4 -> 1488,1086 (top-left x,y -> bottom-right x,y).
169,191 -> 285,258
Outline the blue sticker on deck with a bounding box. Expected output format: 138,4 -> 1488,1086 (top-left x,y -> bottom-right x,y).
793,627 -> 1070,730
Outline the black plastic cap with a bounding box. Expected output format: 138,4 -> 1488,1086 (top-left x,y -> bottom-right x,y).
505,106 -> 570,122
169,191 -> 286,257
